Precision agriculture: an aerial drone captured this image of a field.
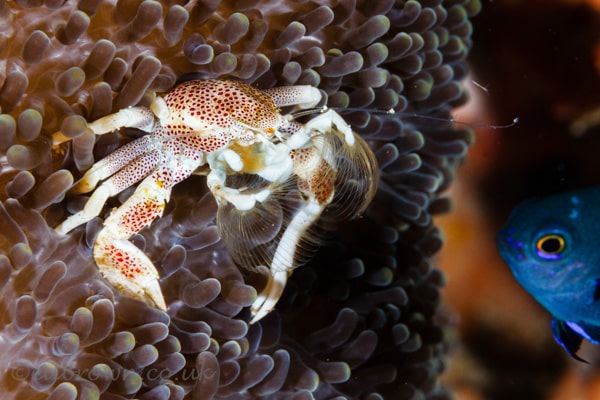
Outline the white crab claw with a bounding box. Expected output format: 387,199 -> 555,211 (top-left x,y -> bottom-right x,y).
94,228 -> 167,311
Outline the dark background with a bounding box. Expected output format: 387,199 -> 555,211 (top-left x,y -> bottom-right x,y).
437,1 -> 600,399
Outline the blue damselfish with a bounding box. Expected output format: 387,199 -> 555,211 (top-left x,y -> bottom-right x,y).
497,186 -> 600,361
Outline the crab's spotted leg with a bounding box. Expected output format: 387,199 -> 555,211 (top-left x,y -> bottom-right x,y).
73,135 -> 160,194
56,148 -> 161,234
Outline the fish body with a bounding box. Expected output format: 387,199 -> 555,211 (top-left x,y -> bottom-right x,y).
497,186 -> 600,360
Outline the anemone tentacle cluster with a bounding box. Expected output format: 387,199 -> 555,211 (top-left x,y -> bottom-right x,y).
0,0 -> 479,398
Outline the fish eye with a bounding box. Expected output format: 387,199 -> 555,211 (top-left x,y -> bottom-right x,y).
535,234 -> 566,259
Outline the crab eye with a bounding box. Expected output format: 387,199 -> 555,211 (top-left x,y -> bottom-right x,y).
535,234 -> 566,259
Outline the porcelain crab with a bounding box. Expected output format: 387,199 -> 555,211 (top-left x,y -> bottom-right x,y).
55,79 -> 378,323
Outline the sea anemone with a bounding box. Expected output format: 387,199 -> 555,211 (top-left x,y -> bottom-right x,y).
0,0 -> 480,398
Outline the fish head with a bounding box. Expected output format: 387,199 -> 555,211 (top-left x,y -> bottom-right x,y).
496,188 -> 600,314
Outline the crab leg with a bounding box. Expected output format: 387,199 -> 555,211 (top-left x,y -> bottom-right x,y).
87,106 -> 157,134
56,148 -> 161,234
250,197 -> 325,323
52,106 -> 156,145
73,135 -> 160,194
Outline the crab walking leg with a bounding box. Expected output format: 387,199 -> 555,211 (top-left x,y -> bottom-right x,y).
56,149 -> 161,234
250,197 -> 325,324
52,106 -> 156,145
74,135 -> 160,194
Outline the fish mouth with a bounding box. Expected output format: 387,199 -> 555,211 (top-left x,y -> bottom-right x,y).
496,232 -> 528,284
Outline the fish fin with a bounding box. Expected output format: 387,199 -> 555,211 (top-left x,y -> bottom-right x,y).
570,321 -> 600,344
551,318 -> 588,362
594,279 -> 600,302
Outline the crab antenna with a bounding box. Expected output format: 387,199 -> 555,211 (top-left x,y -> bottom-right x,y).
331,107 -> 519,130
288,106 -> 329,120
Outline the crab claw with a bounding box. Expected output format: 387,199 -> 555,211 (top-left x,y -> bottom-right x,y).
94,228 -> 167,311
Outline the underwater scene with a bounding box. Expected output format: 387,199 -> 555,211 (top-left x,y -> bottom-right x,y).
0,0 -> 594,399
439,0 -> 600,399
